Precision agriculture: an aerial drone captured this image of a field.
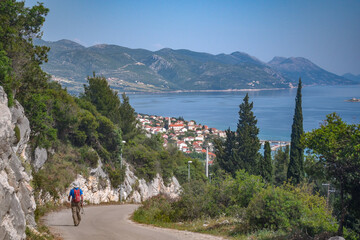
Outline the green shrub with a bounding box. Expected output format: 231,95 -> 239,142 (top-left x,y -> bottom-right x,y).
80,147 -> 98,168
103,164 -> 125,188
14,125 -> 20,144
246,186 -> 303,231
231,169 -> 265,208
245,184 -> 338,237
133,195 -> 175,223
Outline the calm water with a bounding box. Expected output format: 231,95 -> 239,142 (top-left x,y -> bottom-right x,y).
128,85 -> 360,141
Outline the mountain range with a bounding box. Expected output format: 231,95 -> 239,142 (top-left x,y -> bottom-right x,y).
342,73 -> 360,83
35,39 -> 356,94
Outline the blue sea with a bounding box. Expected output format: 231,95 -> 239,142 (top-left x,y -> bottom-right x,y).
128,85 -> 360,141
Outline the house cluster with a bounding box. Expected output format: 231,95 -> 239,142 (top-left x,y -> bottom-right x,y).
137,114 -> 226,159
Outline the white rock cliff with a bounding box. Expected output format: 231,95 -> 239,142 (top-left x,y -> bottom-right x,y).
0,87 -> 36,240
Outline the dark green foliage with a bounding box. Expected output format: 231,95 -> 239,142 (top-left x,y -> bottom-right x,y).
303,113 -> 360,236
216,94 -> 261,176
274,145 -> 290,185
0,0 -> 50,102
215,129 -> 238,176
22,93 -> 57,149
119,93 -> 140,140
259,141 -> 272,183
0,50 -> 14,106
82,74 -> 121,125
287,78 -> 304,184
236,93 -> 261,175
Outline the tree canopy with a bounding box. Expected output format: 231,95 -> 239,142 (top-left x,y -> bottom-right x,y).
303,113 -> 360,236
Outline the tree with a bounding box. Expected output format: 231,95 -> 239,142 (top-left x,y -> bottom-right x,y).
0,0 -> 50,102
287,78 -> 304,184
119,93 -> 140,140
82,73 -> 121,125
274,145 -> 290,185
259,141 -> 272,183
236,93 -> 261,175
303,113 -> 360,236
215,128 -> 238,176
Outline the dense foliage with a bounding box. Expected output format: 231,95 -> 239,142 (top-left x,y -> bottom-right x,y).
303,113 -> 360,236
134,171 -> 339,239
259,141 -> 272,183
215,94 -> 260,176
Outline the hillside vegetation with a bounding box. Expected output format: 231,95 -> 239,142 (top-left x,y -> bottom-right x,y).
34,39 -> 355,94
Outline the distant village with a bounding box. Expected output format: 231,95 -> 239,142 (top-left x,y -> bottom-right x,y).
137,114 -> 227,162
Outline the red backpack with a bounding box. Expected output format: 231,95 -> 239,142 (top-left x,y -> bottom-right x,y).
73,189 -> 81,203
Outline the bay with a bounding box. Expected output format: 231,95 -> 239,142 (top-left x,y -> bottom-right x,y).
128,85 -> 360,141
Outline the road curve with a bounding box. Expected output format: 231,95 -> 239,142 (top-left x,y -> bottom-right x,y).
44,204 -> 225,240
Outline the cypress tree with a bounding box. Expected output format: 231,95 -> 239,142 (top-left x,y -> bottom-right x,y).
236,93 -> 261,175
287,78 -> 304,184
259,141 -> 272,182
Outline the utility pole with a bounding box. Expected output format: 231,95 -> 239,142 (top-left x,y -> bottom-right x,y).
188,161 -> 192,182
322,183 -> 335,207
120,140 -> 126,202
205,146 -> 209,178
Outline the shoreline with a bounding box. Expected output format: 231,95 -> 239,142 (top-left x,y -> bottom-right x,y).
125,87 -> 290,95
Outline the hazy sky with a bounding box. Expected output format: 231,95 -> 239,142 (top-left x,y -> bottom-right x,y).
26,0 -> 360,75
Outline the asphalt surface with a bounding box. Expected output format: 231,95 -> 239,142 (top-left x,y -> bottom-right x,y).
44,204 -> 225,240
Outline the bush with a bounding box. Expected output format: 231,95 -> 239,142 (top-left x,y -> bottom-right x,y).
245,184 -> 338,237
103,164 -> 125,188
133,195 -> 174,223
80,147 -> 98,168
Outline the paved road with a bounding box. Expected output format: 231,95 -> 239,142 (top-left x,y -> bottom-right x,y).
44,204 -> 225,240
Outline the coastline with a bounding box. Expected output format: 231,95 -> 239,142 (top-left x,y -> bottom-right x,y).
125,87 -> 290,95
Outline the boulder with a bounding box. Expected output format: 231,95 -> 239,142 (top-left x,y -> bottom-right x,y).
33,147 -> 47,172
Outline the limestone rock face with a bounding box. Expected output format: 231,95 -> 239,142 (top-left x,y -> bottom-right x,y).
33,147 -> 47,172
55,162 -> 181,205
0,87 -> 36,240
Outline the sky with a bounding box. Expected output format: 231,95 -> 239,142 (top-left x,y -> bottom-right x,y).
25,0 -> 360,75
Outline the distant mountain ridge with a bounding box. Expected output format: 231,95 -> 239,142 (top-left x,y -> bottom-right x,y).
342,73 -> 360,83
267,57 -> 353,86
35,39 -> 355,93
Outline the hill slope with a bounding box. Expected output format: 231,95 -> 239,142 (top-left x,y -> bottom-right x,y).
35,39 -> 355,93
268,57 -> 353,85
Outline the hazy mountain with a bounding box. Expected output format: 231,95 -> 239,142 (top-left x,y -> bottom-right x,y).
268,57 -> 353,85
34,39 -> 355,93
342,73 -> 360,83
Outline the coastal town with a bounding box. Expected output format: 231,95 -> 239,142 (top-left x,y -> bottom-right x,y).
137,113 -> 291,161
137,113 -> 226,161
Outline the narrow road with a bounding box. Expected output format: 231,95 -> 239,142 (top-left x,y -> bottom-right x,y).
44,204 -> 225,240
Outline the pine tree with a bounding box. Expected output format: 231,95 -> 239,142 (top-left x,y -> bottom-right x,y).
82,73 -> 121,125
236,93 -> 261,175
287,78 -> 304,184
215,128 -> 238,176
259,141 -> 272,182
119,93 -> 139,140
